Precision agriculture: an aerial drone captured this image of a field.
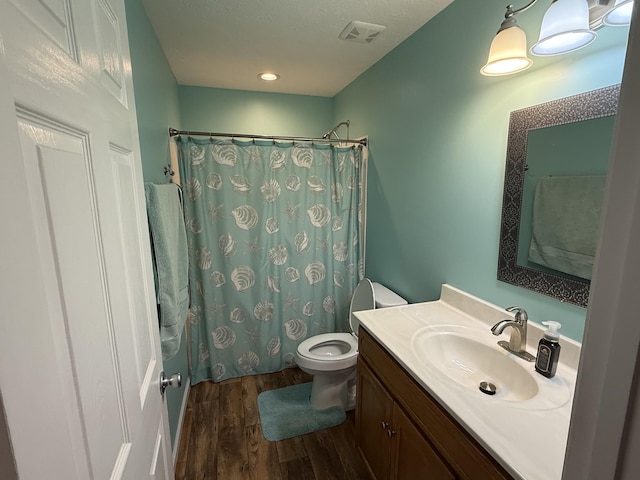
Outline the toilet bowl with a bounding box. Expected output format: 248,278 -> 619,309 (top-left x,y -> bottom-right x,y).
295,279 -> 407,410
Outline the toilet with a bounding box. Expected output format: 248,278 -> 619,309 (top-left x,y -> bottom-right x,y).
295,279 -> 407,411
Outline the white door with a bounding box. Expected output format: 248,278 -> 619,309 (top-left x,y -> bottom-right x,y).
0,0 -> 172,478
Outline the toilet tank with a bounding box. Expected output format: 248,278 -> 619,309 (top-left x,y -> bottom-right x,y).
372,282 -> 408,308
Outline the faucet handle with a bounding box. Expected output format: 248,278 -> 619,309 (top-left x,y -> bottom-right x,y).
506,306 -> 528,322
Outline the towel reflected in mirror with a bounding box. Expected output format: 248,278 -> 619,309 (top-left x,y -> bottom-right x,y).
528,175 -> 606,280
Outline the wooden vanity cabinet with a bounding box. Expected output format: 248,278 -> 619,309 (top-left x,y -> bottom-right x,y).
356,328 -> 514,480
357,359 -> 394,479
391,400 -> 457,480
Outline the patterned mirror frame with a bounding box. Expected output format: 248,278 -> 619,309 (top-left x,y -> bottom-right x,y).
497,84 -> 620,308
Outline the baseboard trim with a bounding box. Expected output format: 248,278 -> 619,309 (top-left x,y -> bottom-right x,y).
172,378 -> 190,467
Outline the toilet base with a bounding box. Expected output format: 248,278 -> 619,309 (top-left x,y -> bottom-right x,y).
306,367 -> 357,411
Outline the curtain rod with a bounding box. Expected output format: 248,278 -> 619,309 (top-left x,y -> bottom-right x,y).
168,127 -> 367,147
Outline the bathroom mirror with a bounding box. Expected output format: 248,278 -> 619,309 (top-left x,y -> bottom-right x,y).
497,84 -> 620,308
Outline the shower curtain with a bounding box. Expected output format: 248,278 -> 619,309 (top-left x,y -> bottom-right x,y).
178,137 -> 364,383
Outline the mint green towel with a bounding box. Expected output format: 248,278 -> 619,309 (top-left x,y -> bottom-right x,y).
145,183 -> 189,360
528,175 -> 605,280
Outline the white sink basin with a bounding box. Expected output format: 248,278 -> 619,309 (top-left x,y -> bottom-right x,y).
412,327 -> 539,402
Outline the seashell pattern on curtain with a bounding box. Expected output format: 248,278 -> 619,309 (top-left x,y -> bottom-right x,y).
178,138 -> 364,383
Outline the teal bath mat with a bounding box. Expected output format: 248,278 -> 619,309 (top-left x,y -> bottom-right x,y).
257,382 -> 346,441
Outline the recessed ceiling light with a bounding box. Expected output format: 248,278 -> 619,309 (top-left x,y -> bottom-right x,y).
258,72 -> 280,81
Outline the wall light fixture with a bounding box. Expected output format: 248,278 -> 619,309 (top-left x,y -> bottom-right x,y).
481,0 -> 634,76
530,0 -> 596,56
604,0 -> 634,25
480,4 -> 535,76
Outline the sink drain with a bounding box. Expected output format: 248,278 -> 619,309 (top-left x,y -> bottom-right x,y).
479,381 -> 497,395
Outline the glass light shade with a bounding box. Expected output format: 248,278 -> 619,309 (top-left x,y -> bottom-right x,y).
530,0 -> 597,56
481,25 -> 533,76
603,0 -> 634,26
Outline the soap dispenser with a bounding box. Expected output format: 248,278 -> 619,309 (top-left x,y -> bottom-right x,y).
535,321 -> 561,378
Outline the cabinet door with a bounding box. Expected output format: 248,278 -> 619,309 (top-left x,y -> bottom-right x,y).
391,404 -> 456,480
357,359 -> 394,479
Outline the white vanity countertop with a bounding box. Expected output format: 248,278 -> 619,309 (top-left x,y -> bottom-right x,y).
354,284 -> 581,480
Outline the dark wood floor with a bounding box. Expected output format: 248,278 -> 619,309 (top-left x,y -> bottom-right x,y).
175,368 -> 371,479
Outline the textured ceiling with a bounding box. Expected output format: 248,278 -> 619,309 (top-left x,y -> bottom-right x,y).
141,0 -> 454,97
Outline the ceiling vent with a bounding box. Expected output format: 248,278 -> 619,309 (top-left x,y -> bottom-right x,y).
339,21 -> 387,43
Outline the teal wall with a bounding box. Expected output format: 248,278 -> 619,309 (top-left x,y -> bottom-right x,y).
124,0 -> 188,450
125,0 -> 181,184
178,86 -> 333,138
127,0 -> 629,396
333,0 -> 630,342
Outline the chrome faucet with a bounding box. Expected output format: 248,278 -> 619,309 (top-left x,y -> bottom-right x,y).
491,306 -> 535,362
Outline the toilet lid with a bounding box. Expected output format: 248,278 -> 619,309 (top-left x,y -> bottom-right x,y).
348,278 -> 376,337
